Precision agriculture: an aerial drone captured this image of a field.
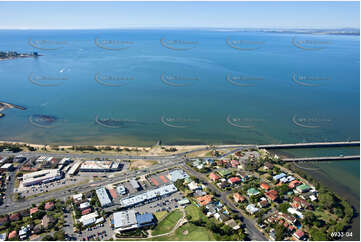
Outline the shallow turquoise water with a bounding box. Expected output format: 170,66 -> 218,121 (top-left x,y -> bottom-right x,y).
0,30 -> 359,145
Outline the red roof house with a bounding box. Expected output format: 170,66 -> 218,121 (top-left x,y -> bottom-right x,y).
81,208 -> 91,215
289,180 -> 302,189
228,177 -> 241,184
233,193 -> 245,203
30,207 -> 39,216
265,190 -> 278,202
45,202 -> 54,210
8,230 -> 17,240
293,229 -> 305,240
209,172 -> 220,182
260,182 -> 270,191
230,160 -> 240,168
9,213 -> 20,221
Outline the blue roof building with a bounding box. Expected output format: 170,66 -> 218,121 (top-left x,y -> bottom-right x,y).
273,173 -> 286,181
136,213 -> 155,227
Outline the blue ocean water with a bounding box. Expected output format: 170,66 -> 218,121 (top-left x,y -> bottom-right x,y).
0,29 -> 359,146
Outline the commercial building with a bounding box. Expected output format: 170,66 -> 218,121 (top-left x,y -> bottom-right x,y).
117,185 -> 127,195
113,210 -> 155,232
22,169 -> 63,187
0,163 -> 14,171
96,187 -> 112,207
130,179 -> 140,190
79,160 -> 122,172
113,210 -> 138,231
68,160 -> 83,176
119,184 -> 177,208
79,211 -> 99,226
168,169 -> 189,182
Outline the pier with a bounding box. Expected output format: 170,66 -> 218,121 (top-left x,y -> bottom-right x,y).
282,155 -> 360,162
258,141 -> 360,149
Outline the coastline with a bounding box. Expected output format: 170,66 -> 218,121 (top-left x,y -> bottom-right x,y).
270,149 -> 360,241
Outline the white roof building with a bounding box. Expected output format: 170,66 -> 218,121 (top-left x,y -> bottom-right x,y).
113,210 -> 138,231
168,169 -> 189,182
68,160 -> 83,176
187,181 -> 201,191
80,202 -> 90,210
287,207 -> 304,219
120,184 -> 177,208
96,187 -> 112,207
79,211 -> 99,226
73,193 -> 83,201
22,169 -> 63,186
246,204 -> 259,214
80,160 -> 121,172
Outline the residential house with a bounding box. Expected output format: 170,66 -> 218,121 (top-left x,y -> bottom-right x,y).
263,162 -> 274,170
258,198 -> 269,208
228,177 -> 241,185
42,215 -> 56,229
209,172 -> 220,182
288,180 -> 302,189
9,213 -> 20,222
293,229 -> 305,240
265,190 -> 278,202
0,216 -> 8,226
233,193 -> 245,203
247,188 -> 260,197
196,195 -> 213,206
296,184 -> 311,193
33,224 -> 43,234
225,219 -> 240,230
273,173 -> 286,181
217,169 -> 232,178
260,182 -> 270,191
7,231 -> 17,240
44,202 -> 54,211
278,212 -> 297,225
230,160 -> 240,168
246,204 -> 259,214
292,197 -> 312,210
188,181 -> 201,191
30,207 -> 39,217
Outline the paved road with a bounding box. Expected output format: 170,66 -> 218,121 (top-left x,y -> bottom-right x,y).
181,164 -> 267,241
3,171 -> 16,206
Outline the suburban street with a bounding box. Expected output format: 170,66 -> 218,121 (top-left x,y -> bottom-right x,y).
181,164 -> 267,241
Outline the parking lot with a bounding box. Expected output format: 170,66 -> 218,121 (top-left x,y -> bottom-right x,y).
75,221 -> 113,241
134,191 -> 185,215
17,176 -> 89,197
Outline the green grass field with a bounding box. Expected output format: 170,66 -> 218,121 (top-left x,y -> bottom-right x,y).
149,223 -> 217,241
185,203 -> 207,222
154,211 -> 168,222
151,209 -> 183,236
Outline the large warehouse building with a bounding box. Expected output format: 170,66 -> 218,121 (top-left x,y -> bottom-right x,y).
22,169 -> 64,187
79,160 -> 122,172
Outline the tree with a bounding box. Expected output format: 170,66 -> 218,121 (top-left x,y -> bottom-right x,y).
275,224 -> 285,240
54,231 -> 65,240
42,235 -> 54,241
319,192 -> 335,210
278,202 -> 290,213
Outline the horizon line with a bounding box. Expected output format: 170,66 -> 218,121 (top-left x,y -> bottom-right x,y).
0,26 -> 360,31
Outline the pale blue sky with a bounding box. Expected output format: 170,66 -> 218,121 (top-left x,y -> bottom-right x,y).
0,1 -> 359,29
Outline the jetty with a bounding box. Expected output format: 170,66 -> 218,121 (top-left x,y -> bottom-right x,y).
282,155 -> 360,162
258,141 -> 360,149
